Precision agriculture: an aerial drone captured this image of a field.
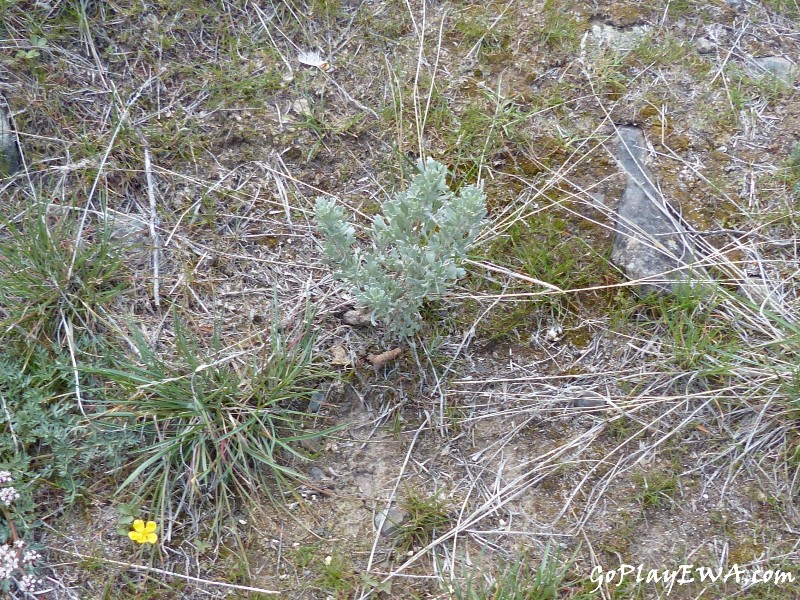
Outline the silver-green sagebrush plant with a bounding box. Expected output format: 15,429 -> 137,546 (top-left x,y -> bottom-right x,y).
315,159 -> 487,338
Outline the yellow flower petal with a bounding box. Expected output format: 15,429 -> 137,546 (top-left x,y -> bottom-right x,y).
128,519 -> 158,544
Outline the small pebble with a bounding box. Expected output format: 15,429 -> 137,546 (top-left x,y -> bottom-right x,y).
696,38 -> 715,54
308,391 -> 324,413
342,308 -> 372,326
545,325 -> 563,342
572,398 -> 607,409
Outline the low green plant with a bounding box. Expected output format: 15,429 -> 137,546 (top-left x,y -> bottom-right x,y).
394,489 -> 452,553
115,502 -> 141,537
645,285 -> 740,375
317,551 -> 357,595
361,571 -> 393,595
15,34 -> 46,61
453,6 -> 509,51
634,469 -> 679,510
92,309 -> 334,527
474,211 -> 612,342
0,345 -> 130,504
443,96 -> 527,178
314,158 -> 487,339
763,0 -> 800,20
539,0 -> 581,50
506,215 -> 592,295
453,546 -> 576,600
289,542 -> 320,571
786,141 -> 800,194
0,203 -> 127,354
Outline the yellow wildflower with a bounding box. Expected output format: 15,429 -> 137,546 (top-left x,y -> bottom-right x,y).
128,519 -> 158,544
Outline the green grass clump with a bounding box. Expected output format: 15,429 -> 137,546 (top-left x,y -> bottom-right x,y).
538,0 -> 581,51
394,490 -> 452,553
443,96 -> 529,180
786,142 -> 800,194
763,0 -> 800,20
317,551 -> 357,595
634,469 -> 679,510
475,211 -> 611,341
93,312 -> 333,526
453,547 -> 576,600
506,215 -> 592,293
610,284 -> 743,381
647,286 -> 738,374
0,204 -> 127,353
0,203 -> 133,505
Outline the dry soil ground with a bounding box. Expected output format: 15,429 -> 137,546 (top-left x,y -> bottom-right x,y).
2,0 -> 800,598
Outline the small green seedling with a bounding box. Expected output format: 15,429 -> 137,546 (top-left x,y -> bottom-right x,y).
116,502 -> 141,536
16,35 -> 46,60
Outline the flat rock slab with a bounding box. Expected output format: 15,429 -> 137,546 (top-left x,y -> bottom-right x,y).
590,24 -> 650,53
748,56 -> 797,87
0,99 -> 20,177
610,126 -> 701,296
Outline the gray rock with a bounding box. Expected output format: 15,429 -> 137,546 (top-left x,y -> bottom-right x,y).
308,391 -> 324,413
571,397 -> 608,409
309,466 -> 326,481
590,24 -> 650,53
107,212 -> 148,245
0,100 -> 21,177
374,507 -> 408,536
696,38 -> 715,55
749,56 -> 796,87
342,307 -> 372,326
610,127 -> 702,296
